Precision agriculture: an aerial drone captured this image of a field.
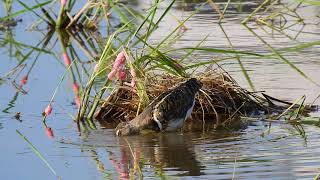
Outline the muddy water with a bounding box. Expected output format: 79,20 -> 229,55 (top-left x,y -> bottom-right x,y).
0,0 -> 320,179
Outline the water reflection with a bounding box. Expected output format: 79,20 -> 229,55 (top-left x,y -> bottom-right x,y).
116,133 -> 203,177
73,119 -> 320,179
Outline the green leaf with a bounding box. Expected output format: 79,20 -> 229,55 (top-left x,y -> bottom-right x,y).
0,0 -> 52,22
165,47 -> 264,57
294,0 -> 320,6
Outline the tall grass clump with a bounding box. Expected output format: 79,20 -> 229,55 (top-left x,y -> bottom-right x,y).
74,0 -> 318,131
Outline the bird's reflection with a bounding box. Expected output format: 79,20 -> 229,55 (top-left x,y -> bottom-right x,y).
114,133 -> 203,178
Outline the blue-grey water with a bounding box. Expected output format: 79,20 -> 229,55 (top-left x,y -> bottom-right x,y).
0,0 -> 320,179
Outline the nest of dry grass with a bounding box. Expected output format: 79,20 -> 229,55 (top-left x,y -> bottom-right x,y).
94,69 -> 280,128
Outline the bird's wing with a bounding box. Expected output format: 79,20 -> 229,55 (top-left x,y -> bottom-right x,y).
153,88 -> 195,130
129,89 -> 173,131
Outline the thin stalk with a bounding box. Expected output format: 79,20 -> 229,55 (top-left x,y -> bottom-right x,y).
208,0 -> 223,19
56,1 -> 67,28
66,2 -> 91,28
16,0 -> 50,24
43,64 -> 72,123
218,0 -> 231,23
219,24 -> 255,91
154,1 -> 206,50
243,24 -> 318,86
16,130 -> 58,177
276,95 -> 305,120
242,0 -> 271,24
142,0 -> 160,52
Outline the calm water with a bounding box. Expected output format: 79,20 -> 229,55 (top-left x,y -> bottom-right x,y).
0,0 -> 320,179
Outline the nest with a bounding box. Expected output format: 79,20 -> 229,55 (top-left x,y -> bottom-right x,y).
94,69 -> 279,128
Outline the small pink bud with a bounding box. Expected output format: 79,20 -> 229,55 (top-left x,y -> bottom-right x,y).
46,127 -> 54,138
180,25 -> 188,33
20,75 -> 28,86
118,70 -> 126,81
130,68 -> 136,79
94,64 -> 99,72
63,53 -> 71,66
108,69 -> 117,80
75,96 -> 81,108
116,51 -> 126,64
72,83 -> 79,94
113,51 -> 126,70
61,0 -> 67,6
130,79 -> 136,88
112,61 -> 122,70
44,105 -> 53,116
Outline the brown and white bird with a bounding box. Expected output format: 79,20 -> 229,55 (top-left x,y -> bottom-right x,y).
115,78 -> 202,136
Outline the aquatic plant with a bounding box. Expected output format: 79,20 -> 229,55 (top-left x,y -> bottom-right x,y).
0,0 -> 318,134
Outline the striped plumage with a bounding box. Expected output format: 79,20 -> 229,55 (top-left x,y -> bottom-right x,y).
115,78 -> 202,136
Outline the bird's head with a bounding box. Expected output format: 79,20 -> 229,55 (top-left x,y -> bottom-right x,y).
115,122 -> 138,136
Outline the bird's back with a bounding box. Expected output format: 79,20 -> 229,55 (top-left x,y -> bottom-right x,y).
153,78 -> 202,131
122,78 -> 202,134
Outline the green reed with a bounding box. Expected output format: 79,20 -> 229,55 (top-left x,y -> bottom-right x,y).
16,130 -> 59,178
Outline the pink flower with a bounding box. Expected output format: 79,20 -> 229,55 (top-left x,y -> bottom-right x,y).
129,67 -> 137,91
130,79 -> 136,88
111,51 -> 126,73
72,83 -> 79,94
44,105 -> 53,116
63,53 -> 71,66
46,127 -> 54,138
20,75 -> 28,86
108,69 -> 117,80
113,51 -> 126,69
94,64 -> 99,72
180,25 -> 188,33
118,69 -> 126,81
130,67 -> 136,79
61,0 -> 67,6
108,51 -> 128,81
75,95 -> 81,108
113,61 -> 123,70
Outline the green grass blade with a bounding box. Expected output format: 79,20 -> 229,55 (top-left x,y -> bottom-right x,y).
15,0 -> 51,23
134,36 -> 186,76
16,130 -> 58,177
144,0 -> 172,42
184,57 -> 236,70
108,0 -> 134,29
165,47 -> 264,57
278,41 -> 320,53
0,0 -> 52,21
294,0 -> 320,6
244,24 -> 319,86
219,24 -> 255,90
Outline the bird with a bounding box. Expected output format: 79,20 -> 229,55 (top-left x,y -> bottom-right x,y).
115,78 -> 202,136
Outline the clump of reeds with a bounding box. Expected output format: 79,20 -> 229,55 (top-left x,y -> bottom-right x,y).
94,68 -> 278,127
73,0 -> 319,132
